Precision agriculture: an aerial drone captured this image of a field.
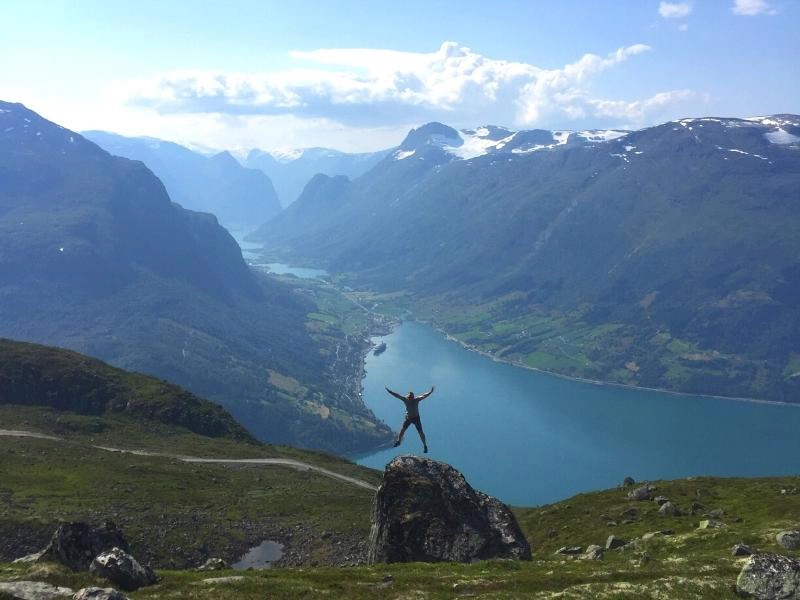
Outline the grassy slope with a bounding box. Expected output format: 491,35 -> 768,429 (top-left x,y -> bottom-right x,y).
1,448 -> 798,598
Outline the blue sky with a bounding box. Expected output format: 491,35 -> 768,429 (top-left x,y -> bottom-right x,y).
1,0 -> 797,151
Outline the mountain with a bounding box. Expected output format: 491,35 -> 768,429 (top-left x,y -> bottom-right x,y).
252,115 -> 800,402
0,100 -> 391,453
243,146 -> 390,207
83,131 -> 281,233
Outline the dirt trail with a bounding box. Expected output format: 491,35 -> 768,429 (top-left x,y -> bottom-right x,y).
0,429 -> 377,491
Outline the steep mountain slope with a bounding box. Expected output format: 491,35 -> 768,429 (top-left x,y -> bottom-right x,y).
253,116 -> 800,401
0,100 -> 390,453
244,146 -> 390,207
83,131 -> 281,232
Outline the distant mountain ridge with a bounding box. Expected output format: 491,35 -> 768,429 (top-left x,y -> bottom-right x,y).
0,100 -> 391,453
253,114 -> 800,402
83,130 -> 281,233
243,146 -> 391,207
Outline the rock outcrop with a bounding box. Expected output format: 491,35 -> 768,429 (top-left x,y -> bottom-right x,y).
37,522 -> 128,571
73,588 -> 130,600
736,553 -> 800,599
89,548 -> 157,591
0,581 -> 73,599
368,456 -> 531,563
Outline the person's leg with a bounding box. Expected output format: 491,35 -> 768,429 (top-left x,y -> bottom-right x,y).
394,417 -> 412,446
412,417 -> 428,453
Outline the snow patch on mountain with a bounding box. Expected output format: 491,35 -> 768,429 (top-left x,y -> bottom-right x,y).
765,129 -> 800,145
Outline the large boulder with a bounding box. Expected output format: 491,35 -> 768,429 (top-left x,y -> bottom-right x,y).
368,456 -> 531,563
89,548 -> 157,591
737,554 -> 800,599
38,522 -> 128,571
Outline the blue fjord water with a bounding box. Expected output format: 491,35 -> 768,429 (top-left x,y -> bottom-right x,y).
356,321 -> 800,507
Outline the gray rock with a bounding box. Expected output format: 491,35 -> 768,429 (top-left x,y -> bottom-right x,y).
0,581 -> 73,599
606,535 -> 627,550
368,456 -> 532,563
642,531 -> 673,541
555,546 -> 584,555
708,508 -> 725,520
34,522 -> 128,572
622,477 -> 635,487
736,553 -> 800,599
73,588 -> 129,600
659,501 -> 682,517
582,545 -> 604,560
194,576 -> 246,585
698,519 -> 724,529
197,557 -> 230,571
732,543 -> 755,557
654,496 -> 670,506
627,486 -> 651,501
638,552 -> 652,567
620,507 -> 638,519
777,531 -> 800,551
89,548 -> 157,591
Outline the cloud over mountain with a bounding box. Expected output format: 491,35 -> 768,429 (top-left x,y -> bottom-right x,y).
122,42 -> 693,129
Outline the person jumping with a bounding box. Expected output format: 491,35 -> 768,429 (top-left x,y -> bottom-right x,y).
385,385 -> 435,453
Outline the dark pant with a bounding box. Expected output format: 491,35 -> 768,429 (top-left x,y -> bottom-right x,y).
398,415 -> 424,441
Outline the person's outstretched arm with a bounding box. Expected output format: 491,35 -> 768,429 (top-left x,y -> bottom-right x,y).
385,387 -> 406,401
417,385 -> 435,401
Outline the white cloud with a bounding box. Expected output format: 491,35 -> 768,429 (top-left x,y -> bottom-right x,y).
118,41 -> 691,132
588,89 -> 698,126
658,2 -> 692,18
732,0 -> 776,15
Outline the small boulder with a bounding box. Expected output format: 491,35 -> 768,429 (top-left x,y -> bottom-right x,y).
582,545 -> 604,560
0,581 -> 73,599
197,557 -> 230,571
642,531 -> 673,541
732,543 -> 755,557
736,553 -> 800,599
37,522 -> 128,571
659,502 -> 682,517
622,477 -> 636,487
606,535 -> 627,550
620,507 -> 638,519
368,456 -> 531,563
777,531 -> 800,551
73,588 -> 130,600
698,519 -> 724,529
627,486 -> 651,501
654,496 -> 670,506
708,508 -> 725,520
89,548 -> 157,591
555,546 -> 583,555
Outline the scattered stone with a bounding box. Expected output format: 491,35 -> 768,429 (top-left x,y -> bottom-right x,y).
622,477 -> 636,487
642,531 -> 673,541
197,558 -> 229,571
606,521 -> 618,527
73,588 -> 130,600
195,576 -> 246,585
606,535 -> 627,550
380,575 -> 394,583
368,456 -> 532,563
637,552 -> 652,567
0,581 -> 73,599
736,553 -> 800,599
546,528 -> 558,539
627,486 -> 651,501
732,543 -> 755,557
620,507 -> 638,519
781,488 -> 799,496
654,496 -> 670,506
698,519 -> 724,529
89,548 -> 157,591
708,508 -> 725,520
555,546 -> 583,555
777,531 -> 800,551
690,502 -> 705,515
659,501 -> 682,517
582,545 -> 604,561
35,522 -> 128,572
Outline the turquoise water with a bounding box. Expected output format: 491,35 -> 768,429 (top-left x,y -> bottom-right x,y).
357,321 -> 800,506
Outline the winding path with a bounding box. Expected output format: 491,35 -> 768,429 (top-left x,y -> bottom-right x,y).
0,429 -> 377,491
